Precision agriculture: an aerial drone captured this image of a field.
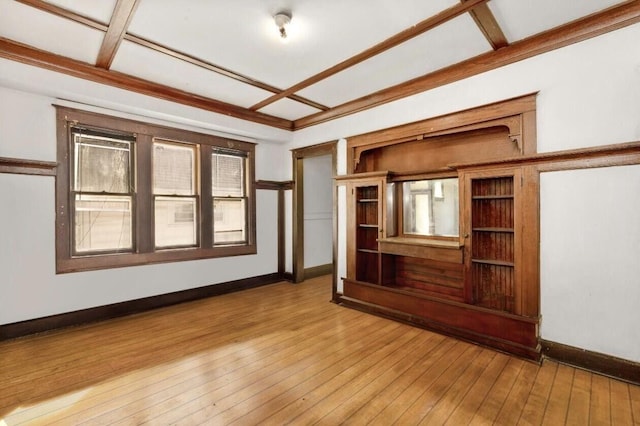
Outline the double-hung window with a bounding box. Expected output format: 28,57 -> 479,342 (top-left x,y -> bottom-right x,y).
56,107 -> 256,273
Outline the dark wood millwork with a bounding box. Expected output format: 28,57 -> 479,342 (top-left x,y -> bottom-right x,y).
55,106 -> 258,273
0,37 -> 293,130
338,97 -> 541,359
294,1 -> 640,129
465,1 -> 509,50
250,0 -> 490,111
14,0 -> 328,112
341,280 -> 540,359
0,156 -> 57,176
542,340 -> 640,386
95,0 -> 139,69
291,142 -> 337,285
256,180 -> 294,277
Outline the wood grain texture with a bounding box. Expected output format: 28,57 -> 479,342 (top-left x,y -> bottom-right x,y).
466,1 -> 509,50
0,156 -> 57,176
95,0 -> 139,69
1,276 -> 638,424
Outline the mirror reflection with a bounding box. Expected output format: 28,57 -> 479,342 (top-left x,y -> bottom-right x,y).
402,178 -> 459,237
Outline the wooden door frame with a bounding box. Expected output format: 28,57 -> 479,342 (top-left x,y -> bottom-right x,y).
291,142 -> 337,291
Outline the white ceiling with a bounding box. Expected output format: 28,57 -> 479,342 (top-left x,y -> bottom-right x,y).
0,0 -> 630,126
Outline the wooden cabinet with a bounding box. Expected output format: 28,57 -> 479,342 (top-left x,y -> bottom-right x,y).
339,167 -> 540,360
339,172 -> 391,285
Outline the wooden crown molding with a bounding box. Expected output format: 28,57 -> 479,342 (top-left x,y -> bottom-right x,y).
293,1 -> 640,129
0,37 -> 293,130
13,0 -> 328,112
249,0 -> 490,112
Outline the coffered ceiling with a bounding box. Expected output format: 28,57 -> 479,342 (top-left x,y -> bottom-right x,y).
0,0 -> 637,131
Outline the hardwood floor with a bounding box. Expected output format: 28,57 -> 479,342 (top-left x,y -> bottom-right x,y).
1,275 -> 638,425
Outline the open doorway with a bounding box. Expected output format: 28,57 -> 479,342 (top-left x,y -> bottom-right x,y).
292,142 -> 337,290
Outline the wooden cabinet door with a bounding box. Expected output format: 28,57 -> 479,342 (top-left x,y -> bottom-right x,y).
346,177 -> 387,283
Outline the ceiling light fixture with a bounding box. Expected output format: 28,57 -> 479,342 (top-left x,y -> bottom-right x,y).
274,11 -> 292,40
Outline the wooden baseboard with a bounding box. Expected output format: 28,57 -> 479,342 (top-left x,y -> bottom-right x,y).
0,272 -> 284,340
304,263 -> 333,280
542,340 -> 640,386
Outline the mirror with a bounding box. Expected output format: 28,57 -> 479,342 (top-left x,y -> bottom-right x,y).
402,178 -> 459,237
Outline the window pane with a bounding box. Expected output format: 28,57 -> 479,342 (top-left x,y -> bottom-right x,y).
403,178 -> 459,237
74,135 -> 131,193
153,142 -> 196,195
212,153 -> 244,197
155,197 -> 197,247
74,194 -> 132,253
214,199 -> 246,244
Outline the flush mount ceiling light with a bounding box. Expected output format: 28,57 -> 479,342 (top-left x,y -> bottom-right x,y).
274,11 -> 292,40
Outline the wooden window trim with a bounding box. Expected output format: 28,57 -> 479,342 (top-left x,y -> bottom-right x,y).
55,106 -> 256,274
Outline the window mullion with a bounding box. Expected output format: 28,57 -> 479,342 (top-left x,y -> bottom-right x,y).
136,134 -> 154,253
200,144 -> 213,248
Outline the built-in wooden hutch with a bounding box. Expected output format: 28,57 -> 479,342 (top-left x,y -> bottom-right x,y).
336,94 -> 541,360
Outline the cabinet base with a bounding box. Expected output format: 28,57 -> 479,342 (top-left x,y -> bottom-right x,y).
341,278 -> 541,361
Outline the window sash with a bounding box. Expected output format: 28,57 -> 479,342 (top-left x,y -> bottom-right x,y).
213,196 -> 247,245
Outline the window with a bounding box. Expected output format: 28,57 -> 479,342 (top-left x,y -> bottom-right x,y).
55,107 -> 256,273
71,129 -> 135,254
401,178 -> 459,238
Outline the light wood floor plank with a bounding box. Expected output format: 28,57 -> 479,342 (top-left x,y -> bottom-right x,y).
589,373 -> 611,425
0,275 -> 637,425
517,360 -> 558,426
566,368 -> 592,425
444,351 -> 510,425
468,357 -> 525,425
541,363 -> 575,425
610,378 -> 633,425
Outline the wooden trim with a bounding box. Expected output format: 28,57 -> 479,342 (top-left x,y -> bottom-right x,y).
452,140 -> 640,171
95,0 -> 139,69
291,142 -> 337,284
0,273 -> 283,341
0,37 -> 293,130
294,1 -> 640,129
466,1 -> 509,50
0,156 -> 57,176
124,34 -> 328,111
255,180 -> 294,190
303,263 -> 333,280
255,180 -> 293,275
14,0 -> 327,112
542,340 -> 640,386
249,0 -> 490,111
340,279 -> 540,360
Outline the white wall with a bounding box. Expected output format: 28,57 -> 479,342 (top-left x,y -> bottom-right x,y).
0,82 -> 286,325
290,23 -> 640,362
540,165 -> 640,362
303,154 -> 333,268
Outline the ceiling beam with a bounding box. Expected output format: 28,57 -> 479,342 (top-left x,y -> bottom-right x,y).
464,1 -> 509,50
95,0 -> 139,69
14,0 -> 328,111
293,0 -> 640,130
249,0 -> 491,112
0,37 -> 293,130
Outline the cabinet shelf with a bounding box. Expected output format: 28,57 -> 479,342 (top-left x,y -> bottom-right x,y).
358,199 -> 378,203
472,227 -> 514,233
358,224 -> 379,228
472,195 -> 514,200
472,258 -> 515,267
357,248 -> 379,254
